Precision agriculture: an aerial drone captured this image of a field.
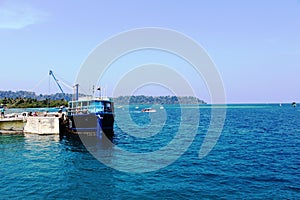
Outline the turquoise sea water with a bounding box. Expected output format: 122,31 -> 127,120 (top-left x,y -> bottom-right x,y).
1,104 -> 300,199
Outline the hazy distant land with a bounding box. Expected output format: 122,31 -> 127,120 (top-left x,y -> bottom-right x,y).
114,95 -> 206,105
0,91 -> 205,108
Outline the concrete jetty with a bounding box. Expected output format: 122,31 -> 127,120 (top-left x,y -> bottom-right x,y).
0,113 -> 64,135
0,117 -> 26,134
24,117 -> 60,135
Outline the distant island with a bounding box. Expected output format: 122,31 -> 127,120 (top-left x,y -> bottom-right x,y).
114,95 -> 206,105
0,90 -> 71,101
0,90 -> 206,108
0,90 -> 70,108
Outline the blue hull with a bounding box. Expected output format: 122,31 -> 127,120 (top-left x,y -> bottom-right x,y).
68,113 -> 114,137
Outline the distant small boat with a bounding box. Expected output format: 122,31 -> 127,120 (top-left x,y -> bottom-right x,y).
160,106 -> 164,109
292,102 -> 297,107
141,108 -> 156,113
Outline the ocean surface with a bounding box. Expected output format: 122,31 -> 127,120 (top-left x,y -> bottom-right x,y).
1,104 -> 300,199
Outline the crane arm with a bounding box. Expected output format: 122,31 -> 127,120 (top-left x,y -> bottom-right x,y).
49,70 -> 65,95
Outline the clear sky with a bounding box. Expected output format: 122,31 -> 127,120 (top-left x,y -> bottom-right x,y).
0,0 -> 300,103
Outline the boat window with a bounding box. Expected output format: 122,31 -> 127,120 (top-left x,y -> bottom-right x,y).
104,102 -> 112,112
82,101 -> 88,107
88,101 -> 104,113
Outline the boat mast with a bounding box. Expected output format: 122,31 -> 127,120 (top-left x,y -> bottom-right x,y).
74,84 -> 79,101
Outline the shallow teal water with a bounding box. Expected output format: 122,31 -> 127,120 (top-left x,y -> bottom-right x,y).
1,104 -> 300,199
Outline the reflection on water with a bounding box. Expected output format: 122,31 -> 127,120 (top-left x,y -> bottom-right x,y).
0,134 -> 24,146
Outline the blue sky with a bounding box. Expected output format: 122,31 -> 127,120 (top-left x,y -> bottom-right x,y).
0,0 -> 300,103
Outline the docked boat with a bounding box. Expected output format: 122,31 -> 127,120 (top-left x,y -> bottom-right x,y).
141,108 -> 156,113
67,97 -> 114,137
48,71 -> 114,137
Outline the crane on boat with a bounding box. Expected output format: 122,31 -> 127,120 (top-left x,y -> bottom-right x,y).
49,70 -> 71,101
49,70 -> 65,95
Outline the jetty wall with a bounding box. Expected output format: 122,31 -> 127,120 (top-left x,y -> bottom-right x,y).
0,118 -> 26,131
24,117 -> 60,135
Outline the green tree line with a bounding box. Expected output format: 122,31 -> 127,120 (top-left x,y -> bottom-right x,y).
0,97 -> 68,108
0,90 -> 72,101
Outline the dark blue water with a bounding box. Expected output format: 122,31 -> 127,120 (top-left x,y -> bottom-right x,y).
1,104 -> 300,199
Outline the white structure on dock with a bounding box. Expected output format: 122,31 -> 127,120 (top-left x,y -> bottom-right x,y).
0,114 -> 62,135
24,117 -> 60,135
